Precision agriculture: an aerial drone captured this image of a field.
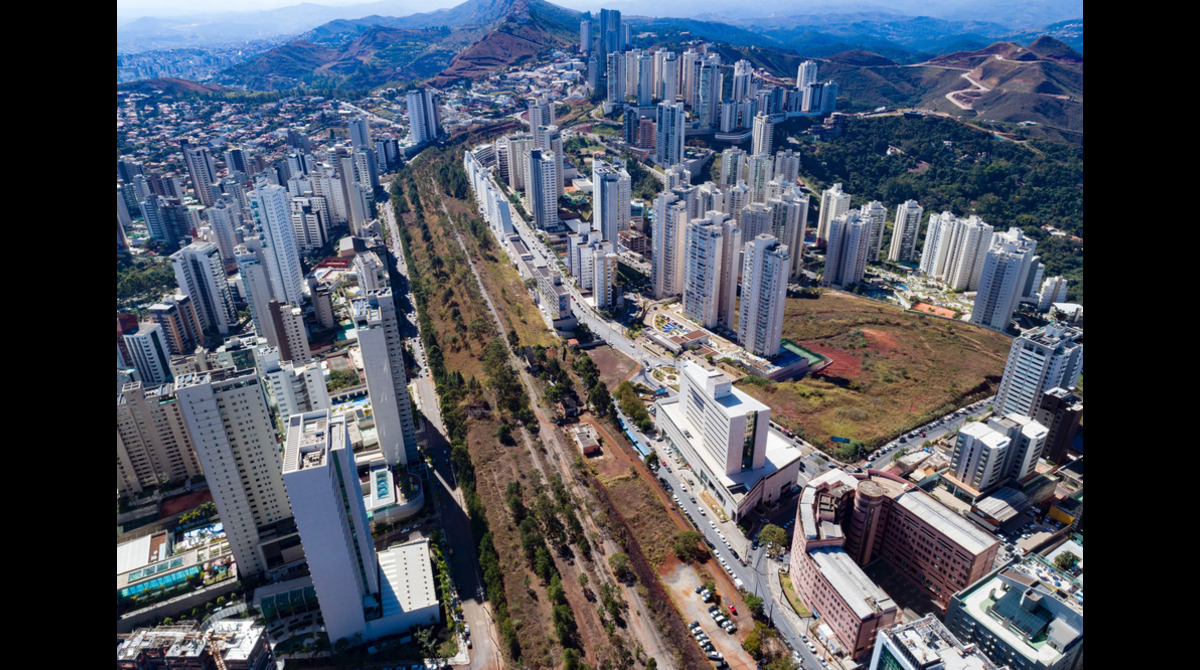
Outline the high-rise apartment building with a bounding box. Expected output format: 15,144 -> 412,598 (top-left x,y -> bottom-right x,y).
745,153 -> 774,205
117,381 -> 204,497
816,182 -> 851,246
259,348 -> 331,423
348,116 -> 371,152
534,125 -> 565,198
580,19 -> 591,54
651,191 -> 688,299
1034,388 -> 1083,465
592,158 -> 631,243
661,51 -> 678,102
268,299 -> 312,363
860,200 -> 887,262
606,51 -> 626,103
204,199 -> 241,266
174,369 -> 295,577
148,293 -> 205,356
282,410 -> 381,645
236,247 -> 277,345
591,243 -> 619,310
171,241 -> 237,336
527,149 -> 560,231
406,89 -> 441,145
636,52 -> 654,106
738,235 -> 789,358
655,102 -> 686,168
751,113 -> 774,156
697,55 -> 723,129
994,323 -> 1083,419
1038,276 -> 1069,312
183,143 -> 218,208
773,149 -> 800,186
353,289 -> 418,466
768,188 -> 809,280
822,210 -> 870,288
249,184 -> 306,306
683,219 -> 725,328
527,97 -> 555,132
719,147 -> 746,190
887,200 -> 923,262
918,212 -> 994,290
717,217 -> 742,329
949,413 -> 1048,493
971,227 -> 1037,331
123,322 -> 173,387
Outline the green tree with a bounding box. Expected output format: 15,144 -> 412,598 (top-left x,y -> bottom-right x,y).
1054,551 -> 1079,571
644,451 -> 659,469
609,552 -> 632,581
758,524 -> 787,554
673,530 -> 706,563
743,593 -> 764,617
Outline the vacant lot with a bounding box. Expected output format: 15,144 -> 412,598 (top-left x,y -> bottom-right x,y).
587,345 -> 640,389
737,292 -> 1011,454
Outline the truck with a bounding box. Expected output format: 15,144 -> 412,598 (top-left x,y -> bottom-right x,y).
734,577 -> 746,591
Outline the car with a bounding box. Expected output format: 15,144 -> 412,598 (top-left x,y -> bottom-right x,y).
698,507 -> 706,516
751,540 -> 760,550
728,604 -> 737,615
708,605 -> 719,613
690,620 -> 702,628
463,624 -> 470,637
695,586 -> 704,594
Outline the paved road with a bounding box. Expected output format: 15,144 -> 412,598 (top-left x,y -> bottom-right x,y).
864,396 -> 995,471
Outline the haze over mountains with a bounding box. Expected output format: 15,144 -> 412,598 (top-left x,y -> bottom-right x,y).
117,0 -> 1083,53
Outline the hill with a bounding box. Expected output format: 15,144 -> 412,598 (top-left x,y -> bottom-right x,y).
217,0 -> 577,90
117,77 -> 230,95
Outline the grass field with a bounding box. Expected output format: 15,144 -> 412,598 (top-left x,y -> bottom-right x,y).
779,572 -> 812,618
736,292 -> 1011,456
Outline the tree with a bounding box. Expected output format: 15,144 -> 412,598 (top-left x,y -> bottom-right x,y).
759,524 -> 787,554
609,552 -> 632,581
644,451 -> 659,469
589,381 -> 612,417
1054,550 -> 1079,571
673,530 -> 706,563
508,328 -> 520,349
743,593 -> 764,617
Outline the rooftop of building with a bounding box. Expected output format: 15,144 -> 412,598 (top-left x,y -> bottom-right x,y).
657,394 -> 801,503
810,546 -> 897,620
880,615 -> 999,670
956,555 -> 1083,665
377,539 -> 438,618
894,489 -> 998,556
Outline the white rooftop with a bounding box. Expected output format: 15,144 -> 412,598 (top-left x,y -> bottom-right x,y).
117,534 -> 153,575
377,539 -> 438,618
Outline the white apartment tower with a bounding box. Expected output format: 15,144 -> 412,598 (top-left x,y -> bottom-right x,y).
606,52 -> 626,104
591,243 -> 620,310
527,149 -> 560,231
406,89 -> 441,145
282,410 -> 380,645
1038,276 -> 1069,312
970,227 -> 1037,331
171,241 -> 237,335
738,235 -> 790,358
175,369 -> 293,577
816,183 -> 851,246
353,289 -> 418,466
260,348 -> 331,423
183,144 -> 218,208
123,322 -> 173,385
822,210 -> 871,288
888,200 -> 923,262
656,102 -> 686,168
249,184 -> 307,306
861,200 -> 887,262
717,217 -> 742,330
652,191 -> 689,299
918,212 -> 994,290
683,220 -> 725,328
204,200 -> 240,266
592,159 -> 632,243
769,189 -> 810,280
752,113 -> 774,156
994,323 -> 1083,419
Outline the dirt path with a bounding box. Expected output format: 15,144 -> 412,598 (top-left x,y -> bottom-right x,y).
438,186 -> 674,667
